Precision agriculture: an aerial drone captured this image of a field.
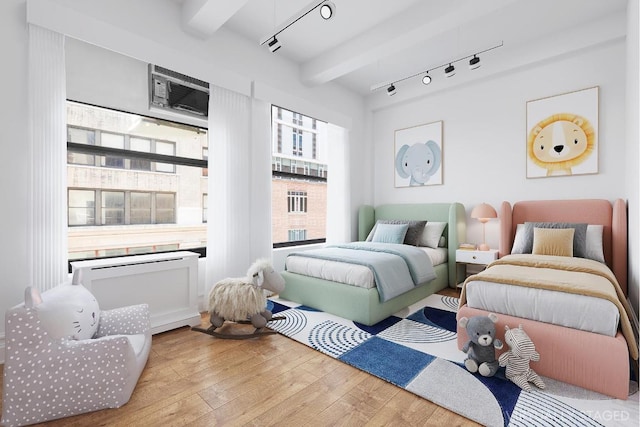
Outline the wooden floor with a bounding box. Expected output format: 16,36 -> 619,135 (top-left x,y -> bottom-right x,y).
0,288 -> 480,426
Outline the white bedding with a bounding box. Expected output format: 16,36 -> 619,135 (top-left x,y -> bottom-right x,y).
285,246 -> 447,289
465,280 -> 620,336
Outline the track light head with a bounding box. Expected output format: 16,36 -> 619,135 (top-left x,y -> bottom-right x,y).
319,1 -> 335,20
387,84 -> 396,96
469,55 -> 481,70
444,63 -> 455,77
268,36 -> 281,53
422,74 -> 432,85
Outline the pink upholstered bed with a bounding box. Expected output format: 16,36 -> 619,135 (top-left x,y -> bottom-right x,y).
457,199 -> 638,400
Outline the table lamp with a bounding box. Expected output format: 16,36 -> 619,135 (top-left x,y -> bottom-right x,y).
471,203 -> 497,251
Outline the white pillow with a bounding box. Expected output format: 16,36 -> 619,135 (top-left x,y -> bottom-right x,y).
512,223 -> 527,253
585,224 -> 605,263
420,222 -> 447,249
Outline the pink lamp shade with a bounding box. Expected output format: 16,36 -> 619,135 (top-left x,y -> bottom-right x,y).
471,203 -> 497,251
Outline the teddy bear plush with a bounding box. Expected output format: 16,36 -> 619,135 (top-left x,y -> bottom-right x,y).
458,313 -> 503,377
498,325 -> 546,391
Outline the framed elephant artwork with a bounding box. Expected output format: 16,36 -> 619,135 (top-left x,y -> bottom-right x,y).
394,120 -> 443,187
526,86 -> 598,178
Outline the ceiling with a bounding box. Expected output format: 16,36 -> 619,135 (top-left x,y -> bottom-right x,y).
176,0 -> 628,96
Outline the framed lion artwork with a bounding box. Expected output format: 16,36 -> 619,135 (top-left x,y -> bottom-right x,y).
526,86 -> 598,178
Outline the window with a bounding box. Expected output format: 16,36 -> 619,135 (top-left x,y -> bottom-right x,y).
68,189 -> 95,225
67,101 -> 208,261
130,138 -> 151,171
155,193 -> 176,223
292,128 -> 303,156
271,106 -> 328,246
288,229 -> 307,241
202,194 -> 208,223
101,133 -> 125,168
69,189 -> 175,226
288,191 -> 307,213
202,147 -> 208,176
102,191 -> 125,225
130,192 -> 151,224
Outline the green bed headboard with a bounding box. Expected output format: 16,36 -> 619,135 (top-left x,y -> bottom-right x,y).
358,203 -> 467,288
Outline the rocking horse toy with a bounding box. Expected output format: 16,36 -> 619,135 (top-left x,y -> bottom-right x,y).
192,259 -> 286,339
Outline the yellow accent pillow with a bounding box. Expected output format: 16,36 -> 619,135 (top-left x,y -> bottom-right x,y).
532,227 -> 574,257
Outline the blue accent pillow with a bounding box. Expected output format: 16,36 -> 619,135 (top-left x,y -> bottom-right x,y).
365,219 -> 427,246
371,223 -> 409,244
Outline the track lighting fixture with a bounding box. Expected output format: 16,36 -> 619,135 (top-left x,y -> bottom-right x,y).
444,64 -> 455,77
320,1 -> 336,20
267,37 -> 281,53
469,55 -> 481,70
369,41 -> 503,95
260,1 -> 337,52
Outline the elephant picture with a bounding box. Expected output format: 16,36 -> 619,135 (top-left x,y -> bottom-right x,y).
394,121 -> 443,187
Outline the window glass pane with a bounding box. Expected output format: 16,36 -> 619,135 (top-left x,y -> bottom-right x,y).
67,101 -> 208,261
68,189 -> 95,226
101,191 -> 125,225
203,193 -> 208,223
155,140 -> 175,173
271,105 -> 327,245
102,132 -> 124,148
130,137 -> 152,171
130,137 -> 150,152
68,127 -> 95,165
101,132 -> 125,168
155,193 -> 176,223
130,192 -> 152,224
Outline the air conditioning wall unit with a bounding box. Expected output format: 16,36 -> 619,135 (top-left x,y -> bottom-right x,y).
149,65 -> 209,119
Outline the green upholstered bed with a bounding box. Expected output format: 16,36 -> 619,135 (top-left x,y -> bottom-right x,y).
278,203 -> 466,325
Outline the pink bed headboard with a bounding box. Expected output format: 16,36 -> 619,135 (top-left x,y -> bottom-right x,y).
499,199 -> 628,295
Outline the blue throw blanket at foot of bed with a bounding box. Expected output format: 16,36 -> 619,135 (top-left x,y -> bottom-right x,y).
287,242 -> 436,302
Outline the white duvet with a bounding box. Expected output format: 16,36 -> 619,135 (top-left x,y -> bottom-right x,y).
465,280 -> 620,336
285,246 -> 447,289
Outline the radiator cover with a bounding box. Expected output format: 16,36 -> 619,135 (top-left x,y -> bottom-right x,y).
71,251 -> 200,334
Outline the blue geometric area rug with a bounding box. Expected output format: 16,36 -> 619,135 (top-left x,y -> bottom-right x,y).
266,294 -> 639,427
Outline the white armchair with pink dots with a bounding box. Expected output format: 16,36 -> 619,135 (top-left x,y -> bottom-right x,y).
1,272 -> 151,427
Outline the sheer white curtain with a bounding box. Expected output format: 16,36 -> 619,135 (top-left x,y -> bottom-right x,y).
28,24 -> 68,291
206,86 -> 273,297
249,97 -> 274,260
326,124 -> 351,244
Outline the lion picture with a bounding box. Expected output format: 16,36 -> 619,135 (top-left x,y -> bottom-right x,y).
527,113 -> 595,176
526,87 -> 598,178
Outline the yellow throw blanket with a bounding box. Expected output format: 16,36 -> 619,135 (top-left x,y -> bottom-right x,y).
459,254 -> 639,360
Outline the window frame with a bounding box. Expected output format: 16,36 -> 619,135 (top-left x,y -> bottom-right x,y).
66,100 -> 208,270
271,104 -> 328,248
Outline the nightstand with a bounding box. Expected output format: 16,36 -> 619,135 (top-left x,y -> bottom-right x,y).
456,249 -> 498,286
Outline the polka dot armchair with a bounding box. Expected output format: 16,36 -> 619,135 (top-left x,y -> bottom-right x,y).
1,282 -> 152,427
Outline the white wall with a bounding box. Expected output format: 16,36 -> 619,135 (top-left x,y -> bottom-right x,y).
371,40 -> 626,246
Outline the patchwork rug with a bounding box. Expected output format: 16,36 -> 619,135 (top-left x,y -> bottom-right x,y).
266,294 -> 639,427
